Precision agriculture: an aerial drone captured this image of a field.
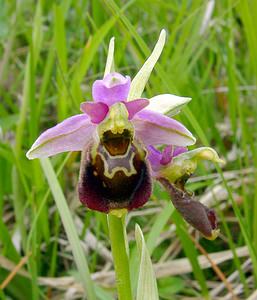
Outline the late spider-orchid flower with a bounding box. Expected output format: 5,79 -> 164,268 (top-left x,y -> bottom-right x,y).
26,30 -> 223,239
26,71 -> 195,212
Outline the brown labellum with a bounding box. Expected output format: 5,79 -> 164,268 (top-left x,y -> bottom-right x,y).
78,130 -> 152,213
158,177 -> 219,239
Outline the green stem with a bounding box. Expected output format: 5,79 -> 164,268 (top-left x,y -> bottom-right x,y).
108,213 -> 132,300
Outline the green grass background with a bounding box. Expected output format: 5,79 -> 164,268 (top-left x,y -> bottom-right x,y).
0,0 -> 257,299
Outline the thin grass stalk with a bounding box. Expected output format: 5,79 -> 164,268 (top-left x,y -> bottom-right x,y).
40,158 -> 96,300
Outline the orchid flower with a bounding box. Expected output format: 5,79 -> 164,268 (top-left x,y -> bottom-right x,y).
26,30 -> 223,239
148,145 -> 223,239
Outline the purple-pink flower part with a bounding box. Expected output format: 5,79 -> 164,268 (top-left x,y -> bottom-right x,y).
26,71 -> 196,215
80,102 -> 109,124
159,178 -> 219,239
92,72 -> 131,105
147,145 -> 187,172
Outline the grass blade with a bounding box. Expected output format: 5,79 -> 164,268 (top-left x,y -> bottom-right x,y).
39,157 -> 96,300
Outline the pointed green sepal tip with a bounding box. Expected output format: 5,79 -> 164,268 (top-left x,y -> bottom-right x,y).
195,147 -> 225,164
104,37 -> 115,77
128,29 -> 166,101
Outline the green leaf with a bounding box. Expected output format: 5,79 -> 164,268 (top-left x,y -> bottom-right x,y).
0,114 -> 19,131
135,224 -> 159,300
158,277 -> 185,298
146,201 -> 174,255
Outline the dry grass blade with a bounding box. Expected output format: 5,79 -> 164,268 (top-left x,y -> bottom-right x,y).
247,289 -> 257,300
210,258 -> 252,297
0,252 -> 31,290
0,245 -> 249,294
154,246 -> 248,279
42,246 -> 248,290
188,234 -> 238,300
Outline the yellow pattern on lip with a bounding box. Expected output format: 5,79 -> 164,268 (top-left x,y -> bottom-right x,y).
98,144 -> 137,179
97,102 -> 134,137
109,208 -> 128,218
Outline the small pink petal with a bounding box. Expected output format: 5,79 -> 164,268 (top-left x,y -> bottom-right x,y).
133,109 -> 196,147
26,114 -> 96,159
80,102 -> 109,124
124,99 -> 149,119
147,146 -> 162,172
173,146 -> 187,157
160,145 -> 173,165
92,72 -> 131,105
